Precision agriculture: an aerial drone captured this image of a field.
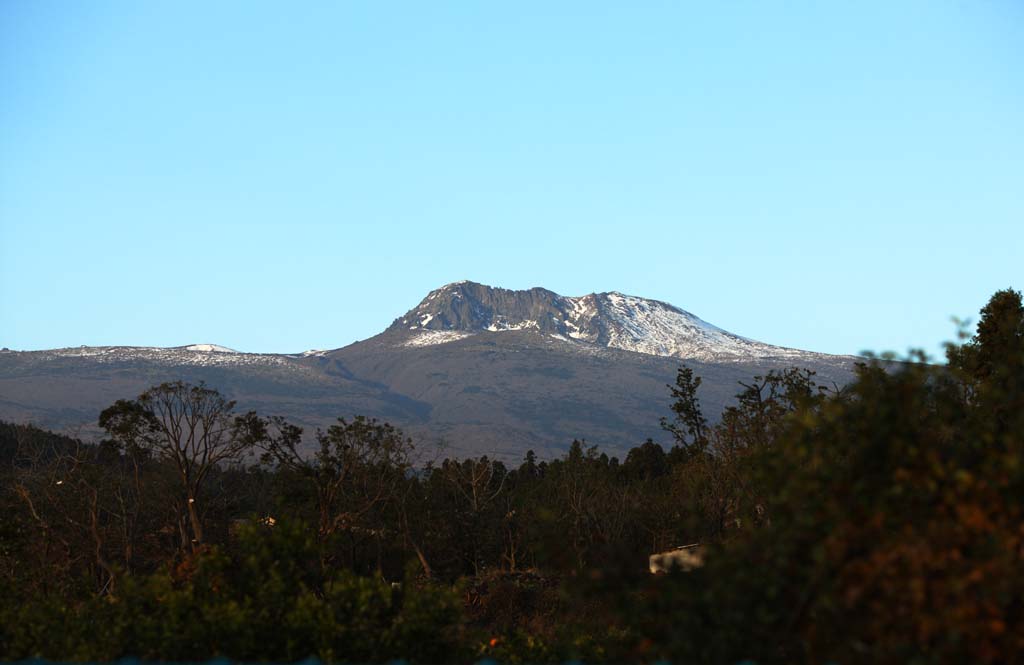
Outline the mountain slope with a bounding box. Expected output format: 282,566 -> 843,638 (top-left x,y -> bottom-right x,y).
0,282 -> 860,460
329,282 -> 858,457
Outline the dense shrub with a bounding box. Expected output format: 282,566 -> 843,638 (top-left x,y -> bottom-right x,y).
0,521 -> 467,663
619,292 -> 1024,664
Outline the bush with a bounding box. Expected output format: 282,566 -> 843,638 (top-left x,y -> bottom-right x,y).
1,520 -> 467,663
623,340 -> 1024,664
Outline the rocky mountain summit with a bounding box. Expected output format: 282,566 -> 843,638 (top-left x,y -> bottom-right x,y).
390,281 -> 828,363
0,281 -> 860,459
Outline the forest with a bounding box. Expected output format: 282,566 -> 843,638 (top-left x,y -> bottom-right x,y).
1,288 -> 1022,665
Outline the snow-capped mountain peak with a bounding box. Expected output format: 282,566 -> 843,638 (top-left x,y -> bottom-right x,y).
390,281 -> 822,362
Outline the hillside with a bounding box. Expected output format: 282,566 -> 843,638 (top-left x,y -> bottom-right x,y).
0,282 -> 859,459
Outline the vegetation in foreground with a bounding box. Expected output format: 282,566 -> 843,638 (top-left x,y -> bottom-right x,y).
1,289 -> 1022,664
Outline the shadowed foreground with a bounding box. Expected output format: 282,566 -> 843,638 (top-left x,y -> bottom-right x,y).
2,290 -> 1022,664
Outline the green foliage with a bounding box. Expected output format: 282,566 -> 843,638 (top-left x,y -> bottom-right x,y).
619,289 -> 1024,665
1,519 -> 466,662
662,365 -> 709,453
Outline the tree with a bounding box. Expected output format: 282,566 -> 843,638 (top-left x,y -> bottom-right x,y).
661,366 -> 708,454
99,382 -> 260,550
947,287 -> 1024,427
622,439 -> 669,482
434,456 -> 508,575
545,440 -> 634,570
713,368 -> 823,452
948,287 -> 1024,380
628,290 -> 1024,664
259,415 -> 413,570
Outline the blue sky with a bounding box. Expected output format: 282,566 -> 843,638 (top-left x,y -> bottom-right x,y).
2,1 -> 1021,358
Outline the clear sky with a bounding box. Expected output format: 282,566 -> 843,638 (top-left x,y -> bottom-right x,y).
2,1 -> 1021,359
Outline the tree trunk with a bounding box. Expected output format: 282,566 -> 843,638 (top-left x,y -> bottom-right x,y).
187,496 -> 203,548
412,540 -> 433,579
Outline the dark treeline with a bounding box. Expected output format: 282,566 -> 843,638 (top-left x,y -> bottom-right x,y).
1,289 -> 1022,664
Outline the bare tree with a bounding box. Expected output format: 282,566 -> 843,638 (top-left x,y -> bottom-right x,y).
438,456 -> 508,574
99,381 -> 259,550
8,429 -> 124,594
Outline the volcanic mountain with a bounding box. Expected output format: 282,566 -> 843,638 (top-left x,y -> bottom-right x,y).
0,282 -> 859,460
389,281 -> 829,362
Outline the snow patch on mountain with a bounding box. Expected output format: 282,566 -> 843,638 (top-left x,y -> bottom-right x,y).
184,344 -> 235,353
24,345 -> 317,374
486,319 -> 540,332
594,293 -> 810,362
402,330 -> 474,348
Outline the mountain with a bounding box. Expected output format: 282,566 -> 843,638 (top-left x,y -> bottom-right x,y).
0,282 -> 859,461
389,281 -> 829,362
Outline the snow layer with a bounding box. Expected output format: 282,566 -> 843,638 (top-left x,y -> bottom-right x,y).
24,345 -> 316,374
486,319 -> 540,332
593,293 -> 811,362
184,344 -> 235,353
402,330 -> 474,348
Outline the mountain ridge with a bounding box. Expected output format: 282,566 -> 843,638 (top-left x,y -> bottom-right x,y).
387,281 -> 840,363
0,281 -> 860,460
